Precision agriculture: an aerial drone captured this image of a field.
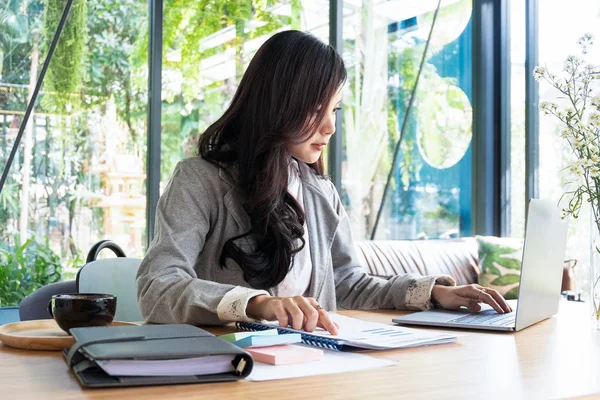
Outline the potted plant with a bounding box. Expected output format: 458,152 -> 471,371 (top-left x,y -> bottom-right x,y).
0,237 -> 63,308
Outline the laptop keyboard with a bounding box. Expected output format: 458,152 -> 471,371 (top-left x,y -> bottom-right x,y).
447,309 -> 516,327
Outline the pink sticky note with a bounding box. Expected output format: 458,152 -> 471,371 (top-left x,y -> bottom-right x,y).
246,344 -> 324,365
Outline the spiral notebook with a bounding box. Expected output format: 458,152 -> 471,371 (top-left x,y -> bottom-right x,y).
236,313 -> 457,351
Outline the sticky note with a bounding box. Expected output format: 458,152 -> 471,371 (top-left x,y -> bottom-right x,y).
234,333 -> 302,348
219,329 -> 278,343
246,345 -> 324,365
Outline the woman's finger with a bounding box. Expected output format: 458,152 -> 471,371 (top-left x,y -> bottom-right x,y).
476,290 -> 504,314
315,313 -> 339,335
478,286 -> 512,313
465,300 -> 482,313
305,297 -> 339,335
445,292 -> 482,313
282,298 -> 305,330
295,297 -> 320,332
458,285 -> 503,313
272,302 -> 289,328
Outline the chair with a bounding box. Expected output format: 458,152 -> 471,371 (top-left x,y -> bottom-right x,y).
19,280 -> 77,321
19,240 -> 143,323
75,240 -> 143,322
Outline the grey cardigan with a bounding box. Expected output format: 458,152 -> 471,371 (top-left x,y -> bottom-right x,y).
136,156 -> 451,325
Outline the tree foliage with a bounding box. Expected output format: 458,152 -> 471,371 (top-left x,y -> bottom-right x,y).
2,0 -> 304,247
148,0 -> 297,179
153,0 -> 290,100
86,0 -> 147,141
41,0 -> 87,113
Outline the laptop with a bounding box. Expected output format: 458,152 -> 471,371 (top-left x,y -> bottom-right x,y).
392,199 -> 568,332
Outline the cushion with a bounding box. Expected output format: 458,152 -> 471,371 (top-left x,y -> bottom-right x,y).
476,236 -> 523,299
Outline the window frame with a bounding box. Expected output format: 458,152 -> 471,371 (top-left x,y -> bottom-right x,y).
145,0 -> 534,243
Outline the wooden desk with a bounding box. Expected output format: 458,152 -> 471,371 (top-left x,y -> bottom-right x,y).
1,301 -> 599,400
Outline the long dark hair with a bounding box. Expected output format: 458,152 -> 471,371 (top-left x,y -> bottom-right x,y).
198,30 -> 346,290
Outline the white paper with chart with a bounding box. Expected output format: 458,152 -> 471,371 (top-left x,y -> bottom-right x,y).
236,313 -> 457,350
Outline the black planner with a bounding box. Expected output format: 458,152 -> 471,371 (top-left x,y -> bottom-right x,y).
64,324 -> 254,388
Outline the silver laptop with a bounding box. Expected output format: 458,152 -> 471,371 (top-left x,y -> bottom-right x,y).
393,199 -> 568,332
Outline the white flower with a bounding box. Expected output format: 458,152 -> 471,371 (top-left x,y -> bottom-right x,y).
536,36 -> 600,216
584,64 -> 600,77
540,101 -> 559,115
570,164 -> 584,177
533,66 -> 546,82
540,101 -> 552,115
574,136 -> 587,150
578,33 -> 595,53
564,63 -> 574,74
567,55 -> 584,66
578,33 -> 595,45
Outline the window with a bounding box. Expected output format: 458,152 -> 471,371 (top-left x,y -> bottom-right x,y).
4,0 -> 590,306
537,0 -> 600,292
159,0 -> 329,183
341,0 -> 473,240
509,1 -> 526,240
0,0 -> 148,285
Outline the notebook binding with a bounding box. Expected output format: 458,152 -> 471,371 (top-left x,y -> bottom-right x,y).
300,335 -> 342,351
236,322 -> 271,332
235,322 -> 343,351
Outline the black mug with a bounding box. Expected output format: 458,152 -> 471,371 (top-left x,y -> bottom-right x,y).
48,293 -> 117,334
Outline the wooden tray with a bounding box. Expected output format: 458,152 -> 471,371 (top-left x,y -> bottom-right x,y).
0,319 -> 139,351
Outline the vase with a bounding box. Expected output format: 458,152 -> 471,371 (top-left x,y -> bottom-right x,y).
591,241 -> 600,331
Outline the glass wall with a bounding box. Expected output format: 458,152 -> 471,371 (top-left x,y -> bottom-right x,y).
159,0 -> 329,184
509,2 -> 526,240
0,0 -> 148,298
341,0 -> 473,240
537,0 -> 600,294
5,0 -> 592,305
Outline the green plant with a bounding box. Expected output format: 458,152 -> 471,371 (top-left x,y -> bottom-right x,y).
0,237 -> 63,307
62,247 -> 85,281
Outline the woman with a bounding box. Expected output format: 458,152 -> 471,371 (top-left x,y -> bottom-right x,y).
136,30 -> 511,334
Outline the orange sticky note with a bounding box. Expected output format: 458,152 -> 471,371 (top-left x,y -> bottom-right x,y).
246,344 -> 323,365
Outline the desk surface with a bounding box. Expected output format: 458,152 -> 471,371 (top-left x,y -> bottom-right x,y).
1,301 -> 599,400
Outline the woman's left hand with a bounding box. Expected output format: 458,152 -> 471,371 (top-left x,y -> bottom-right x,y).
431,284 -> 513,314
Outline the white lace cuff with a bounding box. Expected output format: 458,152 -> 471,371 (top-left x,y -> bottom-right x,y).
405,275 -> 456,310
216,286 -> 270,322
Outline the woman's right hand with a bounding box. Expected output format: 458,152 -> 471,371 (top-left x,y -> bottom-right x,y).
246,295 -> 339,335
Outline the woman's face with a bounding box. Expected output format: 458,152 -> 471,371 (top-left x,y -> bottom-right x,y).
287,88 -> 343,164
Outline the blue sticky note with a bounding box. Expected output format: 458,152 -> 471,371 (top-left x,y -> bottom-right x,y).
233,333 -> 303,348
219,328 -> 279,343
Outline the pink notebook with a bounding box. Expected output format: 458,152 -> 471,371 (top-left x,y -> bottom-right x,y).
246,345 -> 323,365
